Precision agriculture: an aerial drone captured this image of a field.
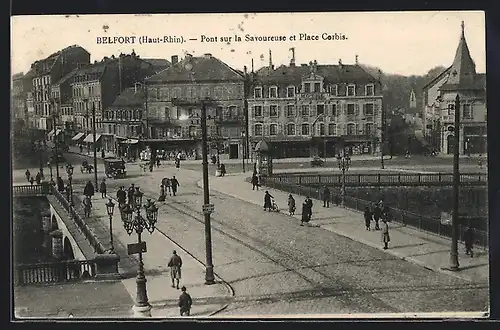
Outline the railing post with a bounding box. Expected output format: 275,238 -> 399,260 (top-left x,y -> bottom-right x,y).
439,173 -> 442,182
93,253 -> 121,280
377,173 -> 381,184
318,175 -> 321,184
398,174 -> 401,184
299,177 -> 302,185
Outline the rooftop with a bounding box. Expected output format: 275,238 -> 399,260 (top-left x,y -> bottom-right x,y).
110,86 -> 145,107
53,68 -> 79,86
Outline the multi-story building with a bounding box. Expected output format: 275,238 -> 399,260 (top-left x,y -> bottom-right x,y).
51,68 -> 80,139
71,51 -> 157,151
11,71 -> 33,123
143,54 -> 246,159
437,22 -> 486,155
30,45 -> 90,133
247,53 -> 383,158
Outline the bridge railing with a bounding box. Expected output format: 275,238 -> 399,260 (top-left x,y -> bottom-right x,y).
271,172 -> 487,186
50,186 -> 107,255
15,259 -> 96,286
12,183 -> 49,196
260,178 -> 488,248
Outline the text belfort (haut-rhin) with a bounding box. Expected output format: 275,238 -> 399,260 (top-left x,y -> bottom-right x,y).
95,33 -> 347,45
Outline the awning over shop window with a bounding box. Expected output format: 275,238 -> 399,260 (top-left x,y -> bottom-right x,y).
72,132 -> 86,141
83,133 -> 102,143
120,139 -> 139,145
47,129 -> 63,138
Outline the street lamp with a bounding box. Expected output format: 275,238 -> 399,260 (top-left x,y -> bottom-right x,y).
35,140 -> 44,179
106,198 -> 115,251
51,99 -> 60,179
65,164 -> 74,206
448,94 -> 461,271
241,131 -> 246,172
47,161 -> 54,183
337,149 -> 351,207
119,188 -> 159,317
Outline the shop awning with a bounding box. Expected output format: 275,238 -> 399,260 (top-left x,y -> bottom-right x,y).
71,132 -> 86,141
83,133 -> 102,143
120,139 -> 139,144
47,129 -> 63,138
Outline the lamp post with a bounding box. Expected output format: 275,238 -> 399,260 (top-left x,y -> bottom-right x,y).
65,164 -> 74,206
120,188 -> 159,317
241,131 -> 246,172
91,103 -> 99,192
106,198 -> 115,251
47,161 -> 53,183
51,99 -> 60,179
449,94 -> 461,271
337,148 -> 351,207
36,140 -> 44,179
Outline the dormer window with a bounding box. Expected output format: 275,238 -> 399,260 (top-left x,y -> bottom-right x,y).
313,82 -> 321,93
254,87 -> 262,98
304,83 -> 311,93
269,86 -> 278,98
347,84 -> 356,96
286,86 -> 295,98
365,84 -> 374,96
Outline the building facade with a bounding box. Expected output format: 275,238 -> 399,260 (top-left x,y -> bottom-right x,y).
30,45 -> 90,132
11,72 -> 33,123
51,68 -> 80,140
437,22 -> 487,155
143,54 -> 246,159
247,54 -> 383,158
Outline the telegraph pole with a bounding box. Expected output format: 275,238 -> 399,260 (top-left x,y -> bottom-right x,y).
92,103 -> 99,192
449,94 -> 461,271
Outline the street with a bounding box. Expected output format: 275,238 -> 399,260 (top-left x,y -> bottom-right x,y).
54,151 -> 488,315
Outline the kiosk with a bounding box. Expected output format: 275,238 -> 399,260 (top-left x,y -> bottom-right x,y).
254,140 -> 273,176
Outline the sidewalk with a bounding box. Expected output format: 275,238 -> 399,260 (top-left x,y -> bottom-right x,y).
70,191 -> 233,318
201,172 -> 489,284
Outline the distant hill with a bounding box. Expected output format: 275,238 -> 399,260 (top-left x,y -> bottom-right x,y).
360,64 -> 447,115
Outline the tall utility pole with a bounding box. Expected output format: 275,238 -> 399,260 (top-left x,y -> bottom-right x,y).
52,103 -> 60,179
92,103 -> 99,192
449,94 -> 461,271
380,103 -> 385,169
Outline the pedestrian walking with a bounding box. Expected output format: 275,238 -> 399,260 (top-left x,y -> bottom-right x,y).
162,177 -> 172,196
57,176 -> 65,192
464,224 -> 475,257
168,250 -> 183,289
171,176 -> 180,196
156,156 -> 161,168
100,179 -> 107,198
127,184 -> 135,206
220,163 -> 226,177
158,184 -> 166,202
382,218 -> 390,249
288,194 -> 296,216
300,202 -> 310,226
178,286 -> 192,316
101,149 -> 105,159
29,176 -> 34,185
25,169 -> 31,182
373,204 -> 382,230
251,173 -> 259,190
263,191 -> 273,211
116,186 -> 127,207
364,206 -> 373,231
35,172 -> 42,184
322,186 -> 331,208
79,144 -> 83,153
149,162 -> 154,172
84,181 -> 95,198
83,196 -> 92,218
305,196 -> 313,221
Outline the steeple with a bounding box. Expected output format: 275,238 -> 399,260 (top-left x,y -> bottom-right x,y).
446,20 -> 476,86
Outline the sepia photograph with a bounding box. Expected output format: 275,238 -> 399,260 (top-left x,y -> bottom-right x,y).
10,11 -> 489,319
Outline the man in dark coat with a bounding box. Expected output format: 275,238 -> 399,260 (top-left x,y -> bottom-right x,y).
162,178 -> 172,196
220,163 -> 226,177
171,176 -> 180,196
373,204 -> 382,230
25,169 -> 31,182
57,176 -> 65,192
100,178 -> 107,198
35,172 -> 42,184
464,225 -> 474,257
251,173 -> 259,190
263,191 -> 273,211
127,184 -> 135,206
364,206 -> 373,230
300,202 -> 309,226
84,181 -> 95,198
305,196 -> 313,221
178,286 -> 192,316
322,186 -> 331,208
116,186 -> 127,207
168,250 -> 183,289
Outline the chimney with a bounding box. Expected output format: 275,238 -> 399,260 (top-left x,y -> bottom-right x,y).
94,60 -> 97,64
244,65 -> 247,76
338,58 -> 342,66
268,49 -> 273,74
111,55 -> 115,59
251,59 -> 254,73
289,47 -> 296,67
204,53 -> 212,59
171,55 -> 178,64
355,55 -> 359,65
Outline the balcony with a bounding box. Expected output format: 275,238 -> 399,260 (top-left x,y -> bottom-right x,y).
214,115 -> 245,125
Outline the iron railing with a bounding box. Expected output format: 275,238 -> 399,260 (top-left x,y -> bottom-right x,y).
15,259 -> 96,285
13,183 -> 49,196
271,172 -> 487,187
261,178 -> 488,248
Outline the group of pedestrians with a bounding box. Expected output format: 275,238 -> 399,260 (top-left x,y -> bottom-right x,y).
158,176 -> 180,201
25,169 -> 44,185
286,194 -> 314,226
363,201 -> 392,249
166,250 -> 193,316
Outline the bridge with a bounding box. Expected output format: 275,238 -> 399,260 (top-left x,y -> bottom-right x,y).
271,172 -> 487,187
13,183 -> 120,286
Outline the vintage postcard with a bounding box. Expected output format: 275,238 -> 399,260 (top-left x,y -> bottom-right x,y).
11,11 -> 489,319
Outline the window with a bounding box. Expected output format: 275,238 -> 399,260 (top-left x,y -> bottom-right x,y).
317,104 -> 324,115
447,103 -> 455,116
254,124 -> 263,136
270,105 -> 278,117
229,106 -> 238,118
269,86 -> 278,98
347,104 -> 355,116
287,86 -> 295,98
254,87 -> 262,98
365,123 -> 374,136
328,123 -> 336,136
364,103 -> 374,115
301,123 -> 310,135
216,106 -> 223,118
286,104 -> 295,117
463,104 -> 472,119
331,104 -> 337,117
304,83 -> 311,93
314,83 -> 321,93
270,124 -> 278,136
319,123 -> 325,136
286,123 -> 295,135
347,123 -> 356,135
254,105 -> 263,117
301,105 -> 310,116
365,84 -> 374,96
347,84 -> 356,96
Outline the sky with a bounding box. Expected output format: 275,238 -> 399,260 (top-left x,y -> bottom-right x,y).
11,11 -> 485,77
